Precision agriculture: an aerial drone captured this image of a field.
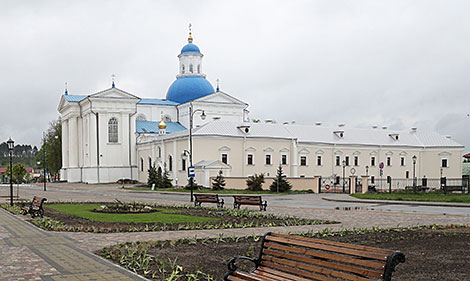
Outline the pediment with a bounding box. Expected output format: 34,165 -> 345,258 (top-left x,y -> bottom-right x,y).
90,88 -> 140,100
194,91 -> 247,105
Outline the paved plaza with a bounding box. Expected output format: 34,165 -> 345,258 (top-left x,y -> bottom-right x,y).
1,183 -> 470,280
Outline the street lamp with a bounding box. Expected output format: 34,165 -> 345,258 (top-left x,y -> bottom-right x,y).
342,159 -> 346,193
412,155 -> 417,192
188,103 -> 206,202
7,138 -> 14,206
42,132 -> 47,191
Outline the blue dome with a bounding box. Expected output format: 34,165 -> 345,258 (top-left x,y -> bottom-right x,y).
181,43 -> 200,54
166,76 -> 215,104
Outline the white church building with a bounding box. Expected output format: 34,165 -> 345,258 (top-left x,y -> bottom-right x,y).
58,31 -> 464,187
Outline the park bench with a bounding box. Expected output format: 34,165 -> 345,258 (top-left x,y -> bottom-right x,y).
443,185 -> 464,193
233,195 -> 267,211
225,232 -> 405,281
194,193 -> 224,208
21,196 -> 47,218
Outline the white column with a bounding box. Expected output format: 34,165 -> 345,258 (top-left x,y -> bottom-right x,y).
173,140 -> 177,184
61,119 -> 69,168
291,139 -> 298,177
68,116 -> 78,167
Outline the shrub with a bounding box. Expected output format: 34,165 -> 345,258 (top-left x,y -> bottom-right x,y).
246,173 -> 265,191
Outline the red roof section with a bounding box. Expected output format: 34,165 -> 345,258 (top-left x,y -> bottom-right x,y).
464,153 -> 470,158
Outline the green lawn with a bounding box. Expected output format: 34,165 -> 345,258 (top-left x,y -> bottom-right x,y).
123,186 -> 312,194
351,192 -> 470,203
46,204 -> 219,224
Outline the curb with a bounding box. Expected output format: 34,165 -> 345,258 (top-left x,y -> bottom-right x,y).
322,197 -> 470,208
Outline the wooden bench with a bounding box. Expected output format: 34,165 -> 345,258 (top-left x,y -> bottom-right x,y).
225,232 -> 405,281
21,196 -> 47,218
194,193 -> 224,208
233,195 -> 267,211
443,185 -> 463,193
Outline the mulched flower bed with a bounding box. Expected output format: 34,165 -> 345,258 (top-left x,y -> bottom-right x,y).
34,202 -> 335,233
97,225 -> 470,281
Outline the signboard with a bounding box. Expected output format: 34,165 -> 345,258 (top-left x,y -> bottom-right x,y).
350,168 -> 356,175
40,169 -> 45,176
379,162 -> 384,169
188,166 -> 195,178
325,184 -> 330,190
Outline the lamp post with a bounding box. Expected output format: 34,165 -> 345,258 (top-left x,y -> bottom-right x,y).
412,155 -> 417,192
342,159 -> 346,193
42,132 -> 47,191
187,103 -> 206,202
7,138 -> 14,206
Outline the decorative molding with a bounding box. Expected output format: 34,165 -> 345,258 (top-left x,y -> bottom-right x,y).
218,146 -> 231,152
264,147 -> 274,153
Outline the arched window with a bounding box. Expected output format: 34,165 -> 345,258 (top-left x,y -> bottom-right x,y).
148,157 -> 152,169
140,158 -> 144,172
189,64 -> 193,73
182,64 -> 185,74
158,147 -> 161,158
168,155 -> 173,171
108,118 -> 118,143
197,64 -> 200,73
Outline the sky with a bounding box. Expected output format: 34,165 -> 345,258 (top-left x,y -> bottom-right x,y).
1,0 -> 469,153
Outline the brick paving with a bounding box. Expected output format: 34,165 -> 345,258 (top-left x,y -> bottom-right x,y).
1,183 -> 470,280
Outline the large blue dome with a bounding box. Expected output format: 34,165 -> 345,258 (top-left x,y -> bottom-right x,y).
166,76 -> 215,104
181,43 -> 200,54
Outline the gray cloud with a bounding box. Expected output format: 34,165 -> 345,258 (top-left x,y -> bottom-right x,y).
1,0 -> 469,153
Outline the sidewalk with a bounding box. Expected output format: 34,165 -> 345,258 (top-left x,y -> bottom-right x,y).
0,209 -> 146,281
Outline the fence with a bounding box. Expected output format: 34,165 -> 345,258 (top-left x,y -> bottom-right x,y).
368,177 -> 470,193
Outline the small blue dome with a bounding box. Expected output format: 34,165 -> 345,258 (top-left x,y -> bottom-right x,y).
166,76 -> 215,104
181,43 -> 200,54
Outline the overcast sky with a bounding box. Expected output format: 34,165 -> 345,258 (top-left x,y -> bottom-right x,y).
1,0 -> 469,153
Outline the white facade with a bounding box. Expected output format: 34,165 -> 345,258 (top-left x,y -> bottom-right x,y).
58,32 -> 465,185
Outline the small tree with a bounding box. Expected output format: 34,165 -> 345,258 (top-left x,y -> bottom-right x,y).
212,170 -> 226,190
147,166 -> 161,188
270,164 -> 292,192
246,173 -> 265,191
5,163 -> 28,184
161,168 -> 173,189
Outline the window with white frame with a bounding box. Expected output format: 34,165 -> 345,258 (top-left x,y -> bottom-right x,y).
189,64 -> 193,73
182,158 -> 186,171
247,154 -> 253,165
108,118 -> 118,143
140,157 -> 144,172
441,158 -> 448,168
281,154 -> 287,165
401,157 -> 405,166
221,153 -> 228,164
317,155 -> 322,166
265,154 -> 272,165
335,156 -> 340,166
387,156 -> 392,166
148,157 -> 152,169
168,155 -> 173,171
182,64 -> 185,74
345,156 -> 350,166
371,156 -> 376,166
300,156 -> 307,166
197,64 -> 201,73
354,156 -> 359,166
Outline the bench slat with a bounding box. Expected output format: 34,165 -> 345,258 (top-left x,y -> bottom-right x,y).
232,271 -> 268,281
263,242 -> 384,270
266,236 -> 387,261
263,255 -> 374,281
257,267 -> 310,281
260,261 -> 338,281
252,269 -> 297,281
271,232 -> 393,255
263,248 -> 383,279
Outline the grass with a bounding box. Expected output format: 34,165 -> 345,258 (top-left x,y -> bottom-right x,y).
46,204 -> 219,224
123,186 -> 313,194
351,191 -> 470,203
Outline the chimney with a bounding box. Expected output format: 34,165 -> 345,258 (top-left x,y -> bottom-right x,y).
372,125 -> 378,129
382,126 -> 387,130
411,127 -> 417,133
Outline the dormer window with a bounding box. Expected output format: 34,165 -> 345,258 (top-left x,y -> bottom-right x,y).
334,130 -> 344,138
389,133 -> 399,141
237,125 -> 250,134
